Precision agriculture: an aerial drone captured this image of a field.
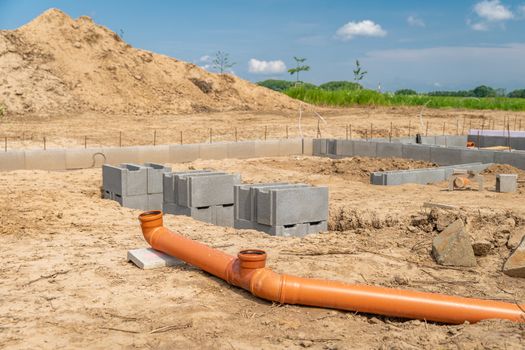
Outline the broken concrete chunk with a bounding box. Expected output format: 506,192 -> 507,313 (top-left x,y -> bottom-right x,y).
472,240 -> 492,257
432,219 -> 477,267
503,237 -> 525,278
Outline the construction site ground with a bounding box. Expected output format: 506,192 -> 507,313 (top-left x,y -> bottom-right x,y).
1,150 -> 525,349
2,107 -> 525,149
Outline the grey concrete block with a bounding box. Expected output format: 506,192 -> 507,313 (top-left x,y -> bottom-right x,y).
302,138 -> 313,156
335,140 -> 353,157
163,202 -> 213,223
376,142 -> 403,158
147,193 -> 163,210
127,248 -> 183,269
313,139 -> 323,156
234,183 -> 307,222
306,221 -> 328,234
256,186 -> 329,226
494,151 -> 525,170
213,204 -> 234,227
114,193 -> 148,210
319,139 -> 328,155
143,163 -> 172,194
102,163 -> 148,196
402,144 -> 431,162
177,173 -> 240,207
430,146 -> 463,165
352,140 -> 377,157
370,172 -> 386,185
327,139 -> 337,155
420,136 -> 436,145
446,136 -> 468,147
459,149 -> 495,164
496,174 -> 518,193
162,170 -> 211,204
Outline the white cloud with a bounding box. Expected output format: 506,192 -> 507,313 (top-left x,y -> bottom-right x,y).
474,0 -> 514,21
248,58 -> 287,74
335,20 -> 387,41
470,21 -> 490,31
407,15 -> 425,27
199,55 -> 211,62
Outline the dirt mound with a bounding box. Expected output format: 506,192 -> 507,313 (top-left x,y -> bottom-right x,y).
0,8 -> 299,115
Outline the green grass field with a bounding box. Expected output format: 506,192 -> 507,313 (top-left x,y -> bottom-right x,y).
284,87 -> 525,111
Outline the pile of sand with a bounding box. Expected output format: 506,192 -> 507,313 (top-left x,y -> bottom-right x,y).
0,9 -> 299,115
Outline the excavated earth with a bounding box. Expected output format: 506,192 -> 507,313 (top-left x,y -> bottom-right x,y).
0,9 -> 298,116
1,157 -> 525,349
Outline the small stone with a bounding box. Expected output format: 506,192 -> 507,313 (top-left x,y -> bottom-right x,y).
299,340 -> 313,348
73,41 -> 82,48
503,237 -> 525,277
407,225 -> 418,233
507,232 -> 525,250
472,240 -> 492,256
432,219 -> 477,267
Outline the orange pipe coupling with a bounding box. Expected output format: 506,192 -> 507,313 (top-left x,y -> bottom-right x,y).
139,211 -> 525,324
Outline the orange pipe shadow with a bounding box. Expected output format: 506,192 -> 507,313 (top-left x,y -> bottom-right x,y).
139,211 -> 525,324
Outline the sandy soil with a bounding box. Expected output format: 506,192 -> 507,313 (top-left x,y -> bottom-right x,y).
2,106 -> 525,150
1,156 -> 524,349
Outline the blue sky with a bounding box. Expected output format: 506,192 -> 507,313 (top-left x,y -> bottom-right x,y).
1,0 -> 525,92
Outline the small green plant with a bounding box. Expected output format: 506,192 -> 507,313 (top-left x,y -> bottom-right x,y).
353,60 -> 367,87
288,57 -> 310,84
212,51 -> 236,74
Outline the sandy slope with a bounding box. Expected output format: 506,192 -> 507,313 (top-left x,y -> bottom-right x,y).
0,9 -> 299,115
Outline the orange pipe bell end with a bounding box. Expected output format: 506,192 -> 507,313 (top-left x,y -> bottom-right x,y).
138,211 -> 525,324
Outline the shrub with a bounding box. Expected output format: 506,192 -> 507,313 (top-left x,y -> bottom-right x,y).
508,89 -> 525,98
395,89 -> 418,96
318,81 -> 361,91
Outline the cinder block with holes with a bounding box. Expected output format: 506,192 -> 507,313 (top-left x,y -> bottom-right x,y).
176,172 -> 241,207
234,183 -> 328,236
103,163 -> 148,196
143,162 -> 172,194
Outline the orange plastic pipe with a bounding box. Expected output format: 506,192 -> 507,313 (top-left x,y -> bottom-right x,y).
139,211 -> 525,324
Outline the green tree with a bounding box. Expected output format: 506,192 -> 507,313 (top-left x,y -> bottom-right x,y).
472,85 -> 496,98
395,89 -> 418,96
212,51 -> 236,74
288,57 -> 310,83
508,89 -> 525,98
257,79 -> 315,92
353,60 -> 367,87
318,81 -> 361,91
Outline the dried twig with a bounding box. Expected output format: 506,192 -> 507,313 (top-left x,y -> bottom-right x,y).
149,321 -> 192,334
279,249 -> 355,256
102,327 -> 139,334
25,270 -> 71,286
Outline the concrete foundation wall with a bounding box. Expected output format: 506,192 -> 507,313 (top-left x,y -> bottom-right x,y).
371,162 -> 492,186
0,138 -> 312,171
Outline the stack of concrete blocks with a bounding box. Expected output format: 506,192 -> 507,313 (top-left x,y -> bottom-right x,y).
163,171 -> 241,227
234,183 -> 329,237
370,162 -> 492,186
102,163 -> 172,210
469,129 -> 525,150
496,174 -> 518,193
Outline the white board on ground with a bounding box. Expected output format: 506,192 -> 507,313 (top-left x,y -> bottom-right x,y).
127,247 -> 183,269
